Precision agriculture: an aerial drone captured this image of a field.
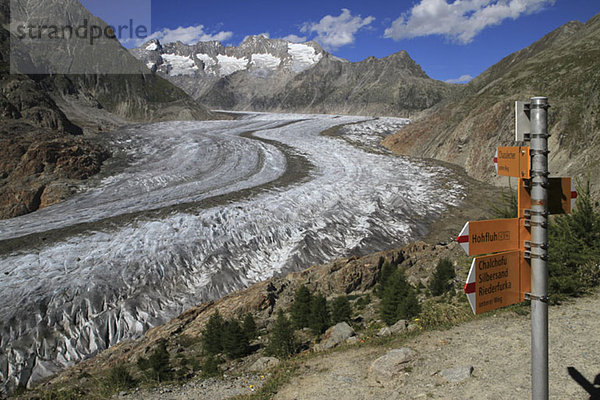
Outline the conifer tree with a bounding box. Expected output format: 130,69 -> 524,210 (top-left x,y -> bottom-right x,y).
330,295 -> 352,324
266,310 -> 296,358
222,318 -> 250,359
290,284 -> 312,329
137,339 -> 172,382
549,177 -> 600,297
242,312 -> 258,341
376,260 -> 396,298
202,311 -> 224,355
309,293 -> 330,335
429,258 -> 456,296
380,269 -> 421,325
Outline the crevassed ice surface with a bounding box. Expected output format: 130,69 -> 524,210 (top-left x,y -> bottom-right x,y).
0,113 -> 464,393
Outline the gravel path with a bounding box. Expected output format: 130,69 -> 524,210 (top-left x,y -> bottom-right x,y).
274,290 -> 600,400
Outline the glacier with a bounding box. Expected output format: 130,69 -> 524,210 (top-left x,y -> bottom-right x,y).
0,113 -> 465,393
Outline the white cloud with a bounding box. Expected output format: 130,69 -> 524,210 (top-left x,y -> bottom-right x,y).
139,24 -> 233,46
281,34 -> 308,43
301,9 -> 375,50
384,0 -> 556,44
445,74 -> 474,83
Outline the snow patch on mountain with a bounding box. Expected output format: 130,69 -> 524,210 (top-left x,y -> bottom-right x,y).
251,53 -> 282,70
288,43 -> 323,72
161,54 -> 198,76
145,42 -> 158,51
196,53 -> 216,67
216,54 -> 249,76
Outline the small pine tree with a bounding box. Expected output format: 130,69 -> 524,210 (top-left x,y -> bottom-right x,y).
106,365 -> 136,390
242,313 -> 258,341
222,319 -> 250,359
200,355 -> 222,378
290,285 -> 312,329
202,311 -> 224,355
330,295 -> 352,324
138,340 -> 172,382
380,269 -> 421,325
429,258 -> 456,296
549,177 -> 600,298
376,261 -> 396,298
309,294 -> 330,336
266,310 -> 296,358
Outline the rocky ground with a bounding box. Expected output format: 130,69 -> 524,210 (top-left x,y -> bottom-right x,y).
106,290 -> 600,400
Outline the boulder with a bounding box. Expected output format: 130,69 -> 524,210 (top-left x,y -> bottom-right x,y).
377,319 -> 408,337
248,357 -> 280,372
369,348 -> 417,384
315,322 -> 355,351
439,365 -> 474,383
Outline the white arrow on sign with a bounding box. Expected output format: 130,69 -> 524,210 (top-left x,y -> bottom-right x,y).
464,258 -> 476,314
570,179 -> 577,211
457,221 -> 469,255
493,149 -> 498,174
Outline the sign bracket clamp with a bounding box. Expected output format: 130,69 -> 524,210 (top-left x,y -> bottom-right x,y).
524,293 -> 548,303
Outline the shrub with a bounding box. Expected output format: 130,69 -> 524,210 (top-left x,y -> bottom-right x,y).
106,365 -> 136,391
429,258 -> 456,296
200,355 -> 222,378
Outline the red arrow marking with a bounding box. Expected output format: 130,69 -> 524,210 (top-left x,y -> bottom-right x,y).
464,282 -> 476,294
571,191 -> 578,199
457,235 -> 469,243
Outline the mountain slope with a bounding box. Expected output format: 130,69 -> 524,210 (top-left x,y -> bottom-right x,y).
261,51 -> 453,116
132,36 -> 456,117
0,0 -> 217,219
383,14 -> 600,192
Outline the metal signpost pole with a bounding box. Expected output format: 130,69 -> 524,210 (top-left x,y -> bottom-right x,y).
529,96 -> 549,400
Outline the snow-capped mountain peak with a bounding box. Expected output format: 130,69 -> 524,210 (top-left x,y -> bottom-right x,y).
131,36 -> 324,78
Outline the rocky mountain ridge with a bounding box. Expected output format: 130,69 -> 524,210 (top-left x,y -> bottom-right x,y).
131,36 -> 456,116
383,13 -> 600,195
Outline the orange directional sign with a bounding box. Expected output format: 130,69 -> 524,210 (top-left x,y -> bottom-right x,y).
518,177 -> 577,217
464,250 -> 530,314
457,218 -> 520,256
494,146 -> 530,178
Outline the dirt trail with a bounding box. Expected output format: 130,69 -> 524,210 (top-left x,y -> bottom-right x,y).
274,291 -> 600,400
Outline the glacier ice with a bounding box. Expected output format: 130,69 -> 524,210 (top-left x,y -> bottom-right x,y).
0,113 -> 464,392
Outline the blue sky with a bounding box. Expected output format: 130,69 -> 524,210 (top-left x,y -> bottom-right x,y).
83,0 -> 599,83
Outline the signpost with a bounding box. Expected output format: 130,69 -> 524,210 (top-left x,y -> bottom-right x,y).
457,218 -> 521,256
494,146 -> 530,178
518,177 -> 577,217
464,250 -> 524,314
458,96 -> 576,400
